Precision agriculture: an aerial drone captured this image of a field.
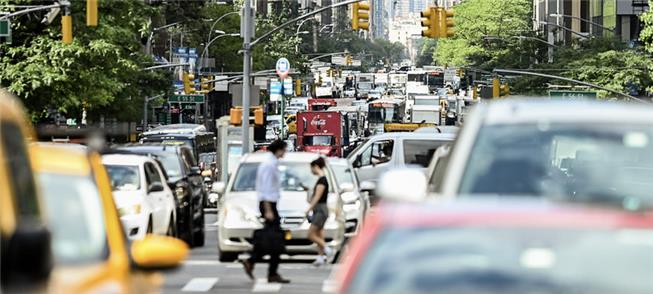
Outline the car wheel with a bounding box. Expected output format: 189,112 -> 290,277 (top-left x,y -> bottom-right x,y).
193,205 -> 205,247
167,214 -> 177,237
218,251 -> 238,262
181,204 -> 195,247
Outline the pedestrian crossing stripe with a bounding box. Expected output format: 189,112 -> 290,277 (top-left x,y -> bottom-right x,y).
252,278 -> 282,292
181,277 -> 219,292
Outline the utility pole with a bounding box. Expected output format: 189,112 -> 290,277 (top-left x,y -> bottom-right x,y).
241,1 -> 252,154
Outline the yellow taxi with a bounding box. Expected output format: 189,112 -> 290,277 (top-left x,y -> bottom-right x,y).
31,144 -> 189,294
0,89 -> 52,292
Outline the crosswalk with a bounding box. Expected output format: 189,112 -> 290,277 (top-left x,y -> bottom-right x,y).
179,277 -> 335,293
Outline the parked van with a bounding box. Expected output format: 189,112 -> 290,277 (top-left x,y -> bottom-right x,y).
347,132 -> 456,186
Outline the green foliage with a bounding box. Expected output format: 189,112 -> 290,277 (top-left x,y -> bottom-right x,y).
640,0 -> 653,53
0,0 -> 170,122
431,0 -> 532,68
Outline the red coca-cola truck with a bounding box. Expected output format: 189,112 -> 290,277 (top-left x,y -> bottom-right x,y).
308,98 -> 337,111
296,111 -> 350,157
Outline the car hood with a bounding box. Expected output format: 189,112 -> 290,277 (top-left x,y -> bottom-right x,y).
112,190 -> 144,208
225,191 -> 312,217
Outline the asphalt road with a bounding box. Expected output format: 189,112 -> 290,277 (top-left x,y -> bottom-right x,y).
162,214 -> 338,293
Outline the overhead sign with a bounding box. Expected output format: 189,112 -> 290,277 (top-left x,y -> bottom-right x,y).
331,56 -> 346,66
276,57 -> 290,79
0,19 -> 10,37
548,90 -> 598,99
443,69 -> 456,83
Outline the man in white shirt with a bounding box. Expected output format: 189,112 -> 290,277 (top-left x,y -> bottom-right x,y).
242,140 -> 290,284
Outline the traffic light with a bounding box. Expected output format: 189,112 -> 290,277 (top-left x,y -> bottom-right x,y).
183,72 -> 196,94
345,55 -> 353,66
420,7 -> 438,38
492,78 -> 500,98
230,108 -> 242,125
200,76 -> 211,92
62,14 -> 72,44
500,82 -> 510,96
254,108 -> 264,125
87,0 -> 98,27
295,79 -> 302,96
352,1 -> 370,31
439,8 -> 455,38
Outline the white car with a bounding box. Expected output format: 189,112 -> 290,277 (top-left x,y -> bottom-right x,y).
213,152 -> 346,262
102,154 -> 177,240
328,158 -> 371,237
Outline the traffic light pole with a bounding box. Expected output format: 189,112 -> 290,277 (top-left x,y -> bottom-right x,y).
240,0 -> 363,154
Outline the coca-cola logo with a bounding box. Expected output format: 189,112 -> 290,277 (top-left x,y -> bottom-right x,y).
310,117 -> 326,126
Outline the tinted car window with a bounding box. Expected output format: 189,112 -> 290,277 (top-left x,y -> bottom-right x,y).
403,140 -> 448,167
348,227 -> 653,294
105,165 -> 141,191
1,123 -> 39,218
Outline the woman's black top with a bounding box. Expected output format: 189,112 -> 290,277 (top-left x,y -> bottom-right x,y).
314,176 -> 329,203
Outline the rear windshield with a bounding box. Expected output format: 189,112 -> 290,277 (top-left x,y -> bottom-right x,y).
348,227 -> 653,294
403,140 -> 449,167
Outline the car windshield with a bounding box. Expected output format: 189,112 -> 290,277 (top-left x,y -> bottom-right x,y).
458,124 -> 653,209
369,106 -> 399,123
156,154 -> 183,179
331,164 -> 354,186
39,173 -> 107,265
104,165 -> 141,191
231,162 -> 319,192
304,135 -> 333,146
348,227 -> 653,294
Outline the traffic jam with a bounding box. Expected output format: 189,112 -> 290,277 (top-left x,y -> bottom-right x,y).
3,66 -> 653,294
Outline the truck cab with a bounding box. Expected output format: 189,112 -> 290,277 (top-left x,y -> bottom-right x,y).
308,98 -> 337,111
296,111 -> 350,157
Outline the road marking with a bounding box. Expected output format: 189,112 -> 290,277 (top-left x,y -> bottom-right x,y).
252,279 -> 282,292
184,260 -> 222,266
181,277 -> 218,292
322,279 -> 336,293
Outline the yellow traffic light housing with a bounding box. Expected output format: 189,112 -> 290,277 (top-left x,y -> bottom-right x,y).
420,7 -> 438,38
183,72 -> 196,94
62,15 -> 73,44
492,78 -> 500,98
87,0 -> 98,27
345,55 -> 353,66
254,108 -> 264,125
500,83 -> 510,96
439,8 -> 455,38
201,76 -> 211,92
352,2 -> 370,31
295,79 -> 302,96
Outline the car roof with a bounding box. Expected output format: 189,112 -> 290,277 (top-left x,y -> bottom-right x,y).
374,198 -> 653,229
367,132 -> 456,141
481,99 -> 653,125
327,157 -> 349,166
102,154 -> 150,166
30,144 -> 90,175
242,152 -> 322,163
117,144 -> 183,154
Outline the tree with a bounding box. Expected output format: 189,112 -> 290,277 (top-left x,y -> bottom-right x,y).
640,0 -> 653,53
0,0 -> 170,122
430,0 -> 533,68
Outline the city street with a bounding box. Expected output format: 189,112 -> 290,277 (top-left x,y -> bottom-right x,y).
162,214 -> 336,293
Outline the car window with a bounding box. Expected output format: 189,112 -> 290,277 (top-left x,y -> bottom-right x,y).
231,162 -> 325,192
458,124 -> 653,208
157,154 -> 183,179
181,148 -> 196,169
1,122 -> 40,219
332,164 -> 355,186
369,140 -> 394,166
403,140 -> 448,167
105,165 -> 141,191
429,154 -> 450,193
144,162 -> 162,186
39,172 -> 107,265
348,227 -> 653,294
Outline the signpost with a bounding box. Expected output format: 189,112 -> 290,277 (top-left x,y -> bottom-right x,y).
276,58 -> 290,139
548,90 -> 598,99
169,94 -> 205,103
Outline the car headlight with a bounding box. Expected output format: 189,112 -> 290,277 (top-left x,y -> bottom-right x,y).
175,186 -> 185,200
119,204 -> 141,216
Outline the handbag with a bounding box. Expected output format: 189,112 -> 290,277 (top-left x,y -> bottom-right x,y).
252,223 -> 286,255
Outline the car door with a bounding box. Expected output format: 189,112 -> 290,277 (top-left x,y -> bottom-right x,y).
181,148 -> 203,208
144,162 -> 166,234
355,139 -> 395,184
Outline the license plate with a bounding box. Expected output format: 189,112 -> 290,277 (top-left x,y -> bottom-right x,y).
284,231 -> 292,240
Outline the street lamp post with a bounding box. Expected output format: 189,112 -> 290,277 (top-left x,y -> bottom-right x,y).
294,31 -> 310,53
199,32 -> 240,73
206,11 -> 240,67
143,94 -> 165,132
319,23 -> 334,33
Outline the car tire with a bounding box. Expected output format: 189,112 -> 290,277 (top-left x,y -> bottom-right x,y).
146,217 -> 153,234
181,204 -> 195,247
218,251 -> 238,262
167,214 -> 177,237
193,205 -> 205,247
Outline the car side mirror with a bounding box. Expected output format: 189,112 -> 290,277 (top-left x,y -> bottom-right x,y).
131,235 -> 188,270
339,182 -> 354,193
212,182 -> 226,194
376,169 -> 427,202
148,182 -> 164,193
352,155 -> 362,168
190,166 -> 201,176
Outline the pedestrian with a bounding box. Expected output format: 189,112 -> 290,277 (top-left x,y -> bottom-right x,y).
305,157 -> 333,266
241,139 -> 290,284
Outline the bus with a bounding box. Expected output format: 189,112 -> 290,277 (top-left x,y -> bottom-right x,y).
367,99 -> 404,134
140,124 -> 215,160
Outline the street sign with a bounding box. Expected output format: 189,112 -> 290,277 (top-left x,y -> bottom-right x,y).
548,90 -> 597,99
331,56 -> 346,66
276,57 -> 290,79
443,69 -> 456,83
169,94 -> 204,103
283,78 -> 294,96
0,19 -> 10,37
270,80 -> 282,102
